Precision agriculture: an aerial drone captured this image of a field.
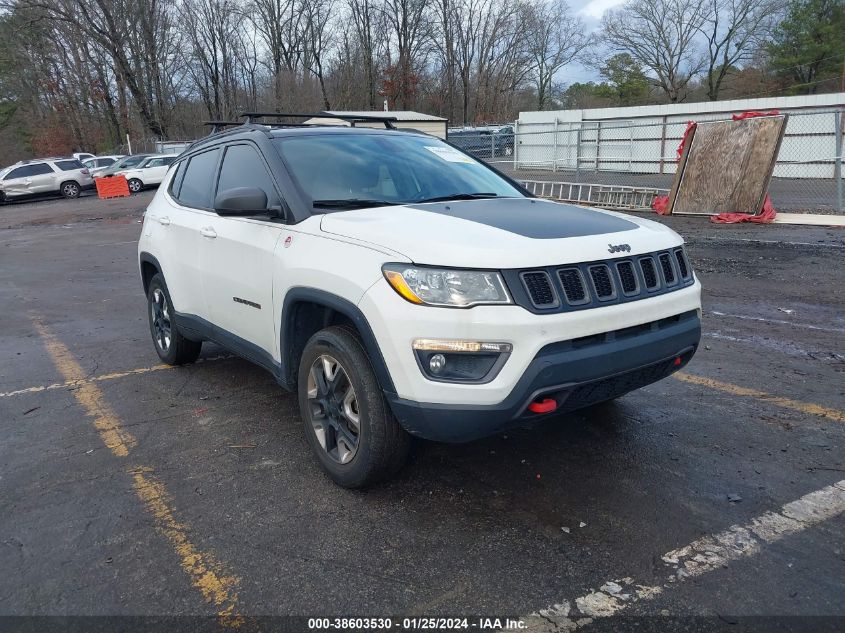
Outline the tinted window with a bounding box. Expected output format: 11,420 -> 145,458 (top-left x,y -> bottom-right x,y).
55,160 -> 83,171
169,160 -> 188,197
145,158 -> 167,168
31,163 -> 54,175
177,149 -> 220,208
274,133 -> 522,206
162,156 -> 177,166
217,144 -> 280,207
98,158 -> 115,167
4,166 -> 32,180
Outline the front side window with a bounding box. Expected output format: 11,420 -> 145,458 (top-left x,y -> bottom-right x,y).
217,144 -> 280,208
177,149 -> 220,209
273,133 -> 523,210
4,166 -> 32,180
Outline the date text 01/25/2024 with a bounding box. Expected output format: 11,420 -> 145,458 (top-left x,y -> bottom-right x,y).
307,617 -> 527,630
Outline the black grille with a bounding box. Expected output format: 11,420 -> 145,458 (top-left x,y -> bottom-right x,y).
659,253 -> 676,285
616,261 -> 638,294
512,248 -> 693,314
589,265 -> 614,299
521,271 -> 556,307
558,268 -> 587,304
640,257 -> 658,289
675,249 -> 689,279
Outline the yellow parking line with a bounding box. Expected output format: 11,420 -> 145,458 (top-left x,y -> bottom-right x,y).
131,467 -> 241,621
32,320 -> 137,456
0,355 -> 231,399
32,318 -> 241,620
674,372 -> 845,423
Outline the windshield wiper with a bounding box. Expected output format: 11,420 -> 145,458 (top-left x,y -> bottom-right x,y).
312,199 -> 400,210
415,192 -> 501,203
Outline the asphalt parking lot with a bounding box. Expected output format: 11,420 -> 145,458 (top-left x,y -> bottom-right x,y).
1,192 -> 844,631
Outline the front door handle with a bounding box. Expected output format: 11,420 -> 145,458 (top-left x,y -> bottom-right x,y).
200,226 -> 217,238
158,216 -> 171,226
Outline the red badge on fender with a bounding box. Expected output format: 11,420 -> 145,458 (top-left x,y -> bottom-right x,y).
284,235 -> 293,248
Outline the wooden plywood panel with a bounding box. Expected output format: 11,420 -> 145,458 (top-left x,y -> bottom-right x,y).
669,115 -> 787,216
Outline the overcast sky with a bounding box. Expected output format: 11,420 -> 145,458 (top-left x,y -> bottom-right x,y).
559,0 -> 628,86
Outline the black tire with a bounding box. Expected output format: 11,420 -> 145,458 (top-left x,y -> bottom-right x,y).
298,326 -> 411,488
127,178 -> 143,194
60,181 -> 81,199
147,273 -> 202,365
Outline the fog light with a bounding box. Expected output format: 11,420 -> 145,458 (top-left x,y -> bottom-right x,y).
429,354 -> 446,374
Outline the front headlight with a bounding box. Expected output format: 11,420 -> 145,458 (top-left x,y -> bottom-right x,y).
382,264 -> 512,307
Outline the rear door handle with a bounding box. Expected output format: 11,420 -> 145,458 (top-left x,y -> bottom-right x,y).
158,216 -> 171,226
200,226 -> 217,238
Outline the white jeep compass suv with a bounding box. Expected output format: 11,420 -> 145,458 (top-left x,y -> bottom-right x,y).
138,114 -> 702,488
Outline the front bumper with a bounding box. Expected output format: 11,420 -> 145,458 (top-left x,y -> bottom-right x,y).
386,309 -> 700,442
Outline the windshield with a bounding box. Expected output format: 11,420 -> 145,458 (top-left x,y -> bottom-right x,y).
105,155 -> 148,174
273,133 -> 524,209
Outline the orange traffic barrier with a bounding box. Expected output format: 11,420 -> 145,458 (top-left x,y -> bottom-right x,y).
95,175 -> 130,199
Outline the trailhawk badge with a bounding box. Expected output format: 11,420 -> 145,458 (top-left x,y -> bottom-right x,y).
608,243 -> 632,253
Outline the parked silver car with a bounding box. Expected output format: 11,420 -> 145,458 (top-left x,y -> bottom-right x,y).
0,158 -> 94,202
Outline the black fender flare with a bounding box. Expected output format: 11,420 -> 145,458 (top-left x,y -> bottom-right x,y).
281,287 -> 396,395
139,252 -> 164,294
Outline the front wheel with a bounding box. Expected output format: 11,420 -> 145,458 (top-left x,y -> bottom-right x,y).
128,178 -> 143,194
147,273 -> 202,365
60,181 -> 80,198
298,326 -> 411,488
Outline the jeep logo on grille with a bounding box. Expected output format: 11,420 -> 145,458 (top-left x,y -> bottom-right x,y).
608,243 -> 631,253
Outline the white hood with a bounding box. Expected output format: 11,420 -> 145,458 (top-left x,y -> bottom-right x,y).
319,198 -> 681,269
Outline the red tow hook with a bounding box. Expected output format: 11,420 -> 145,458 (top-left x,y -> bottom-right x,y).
528,398 -> 558,414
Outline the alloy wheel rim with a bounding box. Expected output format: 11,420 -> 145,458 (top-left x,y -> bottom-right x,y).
64,183 -> 79,196
306,354 -> 360,464
129,181 -> 140,192
150,288 -> 172,351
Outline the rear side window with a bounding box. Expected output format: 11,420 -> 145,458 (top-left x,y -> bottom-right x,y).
55,160 -> 83,171
162,156 -> 177,166
98,158 -> 115,167
216,144 -> 280,207
176,149 -> 220,208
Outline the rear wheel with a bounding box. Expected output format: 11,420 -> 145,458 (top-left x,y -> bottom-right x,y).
147,273 -> 202,365
60,181 -> 80,198
128,178 -> 143,194
298,326 -> 411,488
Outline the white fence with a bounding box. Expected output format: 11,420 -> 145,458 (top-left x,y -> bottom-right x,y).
515,93 -> 845,181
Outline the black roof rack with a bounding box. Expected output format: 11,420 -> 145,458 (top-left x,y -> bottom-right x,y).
203,120 -> 243,134
239,111 -> 398,129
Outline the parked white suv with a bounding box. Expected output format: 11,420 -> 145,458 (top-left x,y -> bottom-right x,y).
116,154 -> 178,193
0,158 -> 94,202
138,117 -> 701,487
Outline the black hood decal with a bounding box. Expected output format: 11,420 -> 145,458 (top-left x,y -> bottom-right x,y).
408,198 -> 638,239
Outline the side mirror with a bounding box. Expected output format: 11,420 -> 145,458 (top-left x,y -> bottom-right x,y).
214,187 -> 269,216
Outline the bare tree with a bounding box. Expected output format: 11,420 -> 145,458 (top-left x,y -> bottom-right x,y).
525,0 -> 592,110
382,0 -> 431,109
602,0 -> 708,102
700,0 -> 780,100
